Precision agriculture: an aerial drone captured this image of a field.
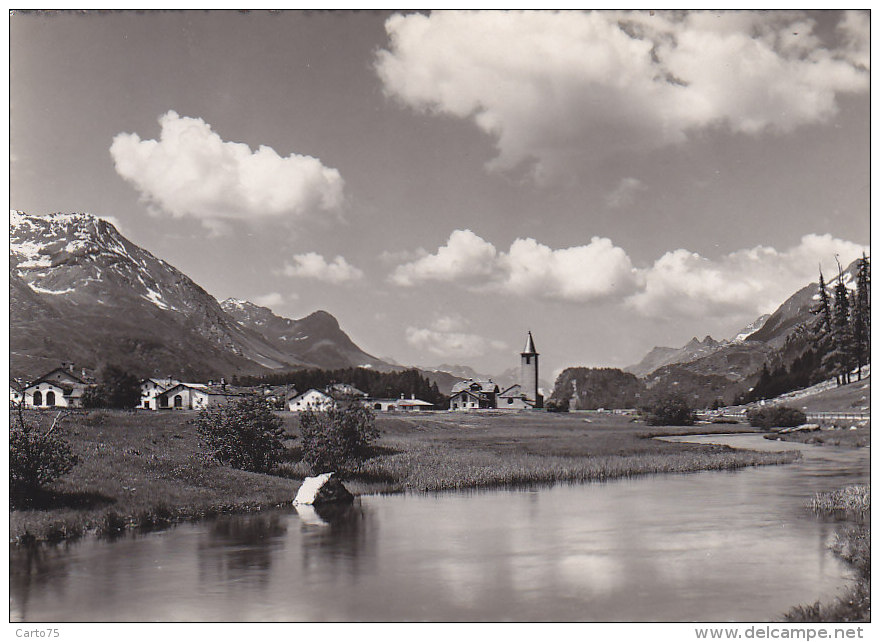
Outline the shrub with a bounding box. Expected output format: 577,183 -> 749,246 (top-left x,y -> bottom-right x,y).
545,398 -> 570,413
299,403 -> 379,475
195,396 -> 289,473
645,395 -> 696,426
746,405 -> 807,430
82,365 -> 141,409
10,408 -> 79,494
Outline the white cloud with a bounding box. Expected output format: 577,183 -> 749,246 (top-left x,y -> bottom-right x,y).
376,10 -> 868,180
390,229 -> 866,317
606,177 -> 646,209
279,252 -> 363,284
628,234 -> 867,319
110,111 -> 344,225
253,292 -> 286,307
390,229 -> 639,302
389,229 -> 497,286
405,316 -> 507,358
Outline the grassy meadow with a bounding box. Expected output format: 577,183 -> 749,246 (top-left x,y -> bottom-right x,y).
10,408 -> 797,544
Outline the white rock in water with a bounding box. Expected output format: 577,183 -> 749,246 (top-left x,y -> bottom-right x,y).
293,472 -> 354,505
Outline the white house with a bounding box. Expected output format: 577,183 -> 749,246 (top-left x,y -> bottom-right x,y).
23,365 -> 91,408
157,383 -> 241,410
10,380 -> 24,405
288,388 -> 336,412
139,377 -> 180,410
449,379 -> 499,411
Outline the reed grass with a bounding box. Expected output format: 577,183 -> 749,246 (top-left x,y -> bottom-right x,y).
784,485 -> 870,622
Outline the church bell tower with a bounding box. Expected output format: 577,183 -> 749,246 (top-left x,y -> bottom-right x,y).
520,331 -> 542,408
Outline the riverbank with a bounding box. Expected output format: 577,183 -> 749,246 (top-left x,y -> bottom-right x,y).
783,485 -> 870,622
766,423 -> 870,448
10,410 -> 796,545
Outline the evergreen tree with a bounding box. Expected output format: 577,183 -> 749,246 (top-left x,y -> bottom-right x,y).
852,253 -> 870,380
823,277 -> 853,385
810,270 -> 833,365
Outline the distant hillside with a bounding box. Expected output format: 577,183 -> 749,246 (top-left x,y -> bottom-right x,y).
551,368 -> 642,410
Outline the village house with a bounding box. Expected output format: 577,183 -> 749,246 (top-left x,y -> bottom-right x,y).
366,394 -> 435,412
288,388 -> 336,412
22,364 -> 92,408
449,379 -> 500,411
139,377 -> 181,410
157,382 -> 242,410
10,380 -> 24,405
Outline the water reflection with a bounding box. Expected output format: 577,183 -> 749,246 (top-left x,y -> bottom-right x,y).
10,542 -> 76,621
296,500 -> 376,578
8,435 -> 869,622
196,513 -> 288,588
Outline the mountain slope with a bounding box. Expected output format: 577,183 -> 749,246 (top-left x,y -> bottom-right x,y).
220,299 -> 391,371
9,211 -> 381,380
625,335 -> 724,378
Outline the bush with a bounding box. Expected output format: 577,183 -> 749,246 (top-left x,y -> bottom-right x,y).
299,403 -> 379,475
82,365 -> 141,409
195,397 -> 289,473
645,395 -> 696,426
746,405 -> 807,430
10,408 -> 79,494
545,398 -> 570,413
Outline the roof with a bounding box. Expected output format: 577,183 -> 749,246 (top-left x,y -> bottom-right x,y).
498,384 -> 523,398
398,398 -> 434,407
450,379 -> 499,394
289,388 -> 334,402
450,390 -> 487,402
160,382 -> 243,397
38,367 -> 88,384
522,331 -> 538,355
326,383 -> 368,397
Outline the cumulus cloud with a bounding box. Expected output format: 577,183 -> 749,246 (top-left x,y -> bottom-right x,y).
279,252 -> 363,284
628,234 -> 867,319
376,10 -> 869,179
110,111 -> 344,225
389,229 -> 866,316
389,229 -> 639,302
405,316 -> 507,358
389,229 -> 497,286
253,292 -> 286,307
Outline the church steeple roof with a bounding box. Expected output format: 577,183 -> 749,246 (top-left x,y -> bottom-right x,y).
522,330 -> 537,355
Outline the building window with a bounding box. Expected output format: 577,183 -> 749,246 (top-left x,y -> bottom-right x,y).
174,395 -> 183,408
507,398 -> 513,404
33,390 -> 42,406
46,391 -> 56,406
524,356 -> 531,364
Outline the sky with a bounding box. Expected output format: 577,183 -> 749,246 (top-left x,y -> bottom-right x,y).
10,9 -> 871,380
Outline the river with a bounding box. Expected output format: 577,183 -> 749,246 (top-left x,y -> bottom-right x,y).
10,434 -> 868,622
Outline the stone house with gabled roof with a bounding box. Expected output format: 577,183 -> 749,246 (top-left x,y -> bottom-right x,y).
23,364 -> 92,408
157,382 -> 242,410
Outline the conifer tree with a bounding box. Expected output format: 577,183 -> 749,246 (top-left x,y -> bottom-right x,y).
852,253 -> 870,379
823,276 -> 852,385
810,269 -> 834,369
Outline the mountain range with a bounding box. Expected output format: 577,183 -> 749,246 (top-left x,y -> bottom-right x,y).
555,258 -> 864,408
9,211 -> 394,381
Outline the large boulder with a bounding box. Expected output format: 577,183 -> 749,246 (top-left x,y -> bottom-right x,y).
293,472 -> 354,505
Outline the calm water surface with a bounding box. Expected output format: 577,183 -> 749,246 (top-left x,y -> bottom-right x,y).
10,434 -> 868,622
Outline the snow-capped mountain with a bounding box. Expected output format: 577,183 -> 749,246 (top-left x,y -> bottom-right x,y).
9,211 -> 383,379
